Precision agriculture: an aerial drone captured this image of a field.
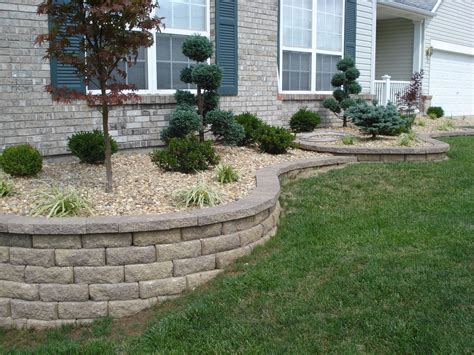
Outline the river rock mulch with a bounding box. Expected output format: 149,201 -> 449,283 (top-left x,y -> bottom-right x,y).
0,146 -> 326,217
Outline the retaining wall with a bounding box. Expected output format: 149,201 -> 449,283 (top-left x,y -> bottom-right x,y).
297,132 -> 474,162
0,156 -> 355,329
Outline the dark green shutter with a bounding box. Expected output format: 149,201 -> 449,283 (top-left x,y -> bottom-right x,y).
215,0 -> 238,96
344,0 -> 357,61
48,0 -> 86,94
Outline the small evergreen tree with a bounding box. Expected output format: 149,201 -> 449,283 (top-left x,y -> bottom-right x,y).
347,101 -> 407,139
322,57 -> 362,127
162,34 -> 243,145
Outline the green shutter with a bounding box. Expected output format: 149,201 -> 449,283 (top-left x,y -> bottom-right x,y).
344,0 -> 357,61
48,0 -> 86,94
215,0 -> 238,96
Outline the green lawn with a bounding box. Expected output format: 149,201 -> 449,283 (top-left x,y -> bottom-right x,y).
1,136 -> 473,354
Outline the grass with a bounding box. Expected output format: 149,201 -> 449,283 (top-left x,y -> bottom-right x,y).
1,136 -> 473,354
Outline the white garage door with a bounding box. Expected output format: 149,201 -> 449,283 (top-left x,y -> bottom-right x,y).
430,50 -> 474,117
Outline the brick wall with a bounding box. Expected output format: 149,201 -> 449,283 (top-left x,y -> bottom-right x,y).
0,0 -> 369,157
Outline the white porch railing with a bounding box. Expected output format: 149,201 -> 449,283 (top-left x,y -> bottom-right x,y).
374,75 -> 411,106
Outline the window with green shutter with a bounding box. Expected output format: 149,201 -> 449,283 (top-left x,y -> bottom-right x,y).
215,0 -> 238,96
48,0 -> 86,94
344,0 -> 357,61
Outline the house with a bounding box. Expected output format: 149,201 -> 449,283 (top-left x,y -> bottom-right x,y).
0,0 -> 472,156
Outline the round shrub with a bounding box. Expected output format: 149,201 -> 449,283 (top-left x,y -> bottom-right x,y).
179,66 -> 194,84
150,136 -> 220,174
289,107 -> 321,133
336,57 -> 355,71
205,109 -> 245,145
257,126 -> 295,154
0,144 -> 43,177
427,106 -> 444,118
331,73 -> 346,87
182,34 -> 213,63
192,64 -> 222,91
235,112 -> 265,146
68,130 -> 118,164
161,108 -> 201,143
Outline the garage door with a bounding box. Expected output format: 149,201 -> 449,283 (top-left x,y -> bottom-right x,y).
430,50 -> 474,117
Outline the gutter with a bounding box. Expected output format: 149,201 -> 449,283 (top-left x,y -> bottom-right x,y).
377,1 -> 436,18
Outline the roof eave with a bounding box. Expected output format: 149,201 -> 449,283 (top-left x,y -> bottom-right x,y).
377,1 -> 437,19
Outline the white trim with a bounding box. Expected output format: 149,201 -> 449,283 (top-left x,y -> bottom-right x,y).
87,0 -> 210,95
279,0 -> 345,94
412,20 -> 424,72
370,0 -> 377,94
431,40 -> 474,56
432,0 -> 443,12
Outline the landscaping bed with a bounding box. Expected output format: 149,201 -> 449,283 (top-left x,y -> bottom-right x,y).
0,146 -> 325,217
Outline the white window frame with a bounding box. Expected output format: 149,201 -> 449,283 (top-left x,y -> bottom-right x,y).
279,0 -> 345,94
88,0 -> 210,95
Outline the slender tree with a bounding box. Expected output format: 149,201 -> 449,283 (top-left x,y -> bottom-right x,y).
322,57 -> 362,127
36,0 -> 162,192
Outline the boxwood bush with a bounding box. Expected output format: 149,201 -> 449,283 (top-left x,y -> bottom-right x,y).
68,130 -> 118,164
0,144 -> 43,176
257,126 -> 295,154
150,136 -> 220,173
235,112 -> 265,146
290,107 -> 321,132
427,106 -> 444,118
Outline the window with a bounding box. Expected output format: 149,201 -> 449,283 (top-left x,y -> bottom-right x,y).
280,0 -> 345,93
87,0 -> 209,93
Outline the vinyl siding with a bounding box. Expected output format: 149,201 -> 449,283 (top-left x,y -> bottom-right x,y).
422,0 -> 474,94
375,18 -> 414,81
356,0 -> 375,93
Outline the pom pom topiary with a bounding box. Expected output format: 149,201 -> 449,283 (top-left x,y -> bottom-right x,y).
192,64 -> 223,91
161,108 -> 201,142
182,34 -> 213,63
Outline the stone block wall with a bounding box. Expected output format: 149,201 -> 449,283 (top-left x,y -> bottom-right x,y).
0,0 -> 374,157
0,156 -> 355,329
0,203 -> 280,329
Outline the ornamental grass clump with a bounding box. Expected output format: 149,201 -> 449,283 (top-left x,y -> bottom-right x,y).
174,180 -> 223,208
0,177 -> 14,197
32,186 -> 91,218
216,164 -> 239,184
0,144 -> 43,177
437,120 -> 455,131
399,131 -> 418,146
341,136 -> 355,145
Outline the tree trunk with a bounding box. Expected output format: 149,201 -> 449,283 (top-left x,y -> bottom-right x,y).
342,114 -> 347,127
100,84 -> 113,193
197,86 -> 204,142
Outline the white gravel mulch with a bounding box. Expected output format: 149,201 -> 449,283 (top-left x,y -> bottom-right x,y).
0,146 -> 326,217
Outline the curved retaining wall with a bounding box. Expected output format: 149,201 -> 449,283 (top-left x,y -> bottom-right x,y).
297,131 -> 474,162
0,156 -> 355,329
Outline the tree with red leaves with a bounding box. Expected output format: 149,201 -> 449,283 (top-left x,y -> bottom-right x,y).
36,0 -> 162,192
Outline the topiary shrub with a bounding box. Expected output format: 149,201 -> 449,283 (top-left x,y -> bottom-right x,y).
235,112 -> 265,146
257,126 -> 295,154
160,108 -> 201,143
290,107 -> 321,132
205,109 -> 245,145
68,130 -> 118,164
175,90 -> 196,107
347,102 -> 407,139
0,144 -> 43,176
150,136 -> 220,173
427,106 -> 444,118
322,57 -> 362,127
